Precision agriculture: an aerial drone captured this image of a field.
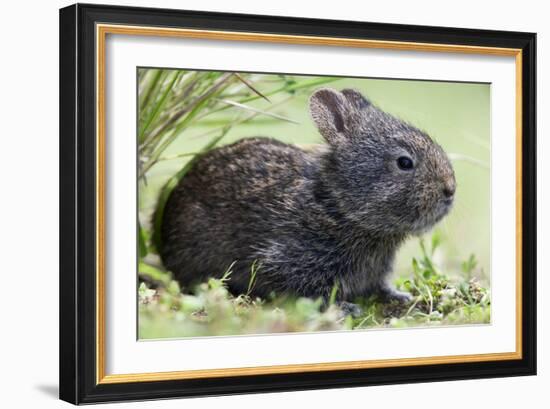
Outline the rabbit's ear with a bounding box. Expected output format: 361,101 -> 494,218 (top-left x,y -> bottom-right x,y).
309,88 -> 351,145
341,89 -> 370,111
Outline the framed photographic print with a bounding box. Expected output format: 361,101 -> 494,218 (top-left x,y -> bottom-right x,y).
59,3 -> 536,404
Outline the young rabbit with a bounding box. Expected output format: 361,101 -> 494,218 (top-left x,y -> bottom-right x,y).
160,88 -> 456,310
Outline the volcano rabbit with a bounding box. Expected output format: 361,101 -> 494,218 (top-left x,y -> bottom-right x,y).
160,88 -> 456,309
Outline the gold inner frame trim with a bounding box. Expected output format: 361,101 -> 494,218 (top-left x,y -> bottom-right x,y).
96,23 -> 523,385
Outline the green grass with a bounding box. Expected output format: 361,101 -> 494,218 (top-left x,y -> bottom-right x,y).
138,234 -> 490,339
137,68 -> 491,339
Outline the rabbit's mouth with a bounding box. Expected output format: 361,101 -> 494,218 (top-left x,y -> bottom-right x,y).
410,198 -> 453,235
442,197 -> 454,207
432,197 -> 454,223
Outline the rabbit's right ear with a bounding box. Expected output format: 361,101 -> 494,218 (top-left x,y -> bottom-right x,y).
309,88 -> 351,145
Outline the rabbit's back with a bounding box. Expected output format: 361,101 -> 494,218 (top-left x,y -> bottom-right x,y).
160,137 -> 318,294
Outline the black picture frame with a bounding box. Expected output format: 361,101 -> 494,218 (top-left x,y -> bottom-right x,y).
59,3 -> 536,404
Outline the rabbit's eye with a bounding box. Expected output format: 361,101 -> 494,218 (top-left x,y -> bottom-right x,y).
397,156 -> 414,170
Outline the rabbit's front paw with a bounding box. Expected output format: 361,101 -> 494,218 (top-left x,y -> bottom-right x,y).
378,287 -> 413,305
337,301 -> 363,318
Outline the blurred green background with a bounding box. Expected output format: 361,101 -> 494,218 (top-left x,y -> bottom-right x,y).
137,69 -> 490,338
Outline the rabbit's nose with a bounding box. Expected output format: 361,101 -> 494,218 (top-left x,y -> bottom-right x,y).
442,181 -> 456,198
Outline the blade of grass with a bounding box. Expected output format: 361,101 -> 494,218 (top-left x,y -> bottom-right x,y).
139,69 -> 163,112
246,260 -> 261,296
195,76 -> 340,120
328,282 -> 339,306
138,223 -> 148,257
234,73 -> 271,102
220,261 -> 237,283
140,73 -> 234,170
139,70 -> 182,143
448,153 -> 489,169
186,94 -> 295,142
216,98 -> 299,124
138,261 -> 172,287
